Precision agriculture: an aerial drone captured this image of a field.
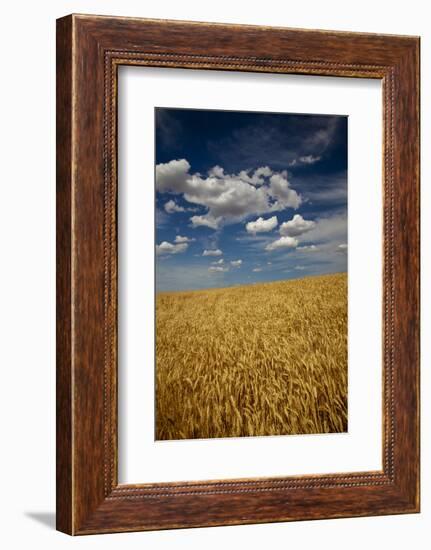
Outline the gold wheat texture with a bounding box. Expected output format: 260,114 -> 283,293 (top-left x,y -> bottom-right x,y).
156,272 -> 347,440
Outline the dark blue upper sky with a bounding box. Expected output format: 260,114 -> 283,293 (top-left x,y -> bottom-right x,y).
155,107 -> 347,292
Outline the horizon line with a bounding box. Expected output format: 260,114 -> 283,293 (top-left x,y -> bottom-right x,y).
156,271 -> 347,295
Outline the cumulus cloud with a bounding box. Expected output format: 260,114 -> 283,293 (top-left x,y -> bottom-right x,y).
208,266 -> 229,273
279,214 -> 316,237
265,236 -> 298,251
190,214 -> 221,230
203,249 -> 223,257
155,159 -> 301,229
164,199 -> 185,213
252,267 -> 263,272
238,166 -> 273,186
269,174 -> 301,210
208,165 -> 225,178
230,259 -> 242,267
156,241 -> 188,256
156,159 -> 191,193
174,235 -> 195,243
246,216 -> 278,234
211,258 -> 224,265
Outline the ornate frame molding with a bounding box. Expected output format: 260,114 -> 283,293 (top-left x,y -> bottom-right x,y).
57,15 -> 419,534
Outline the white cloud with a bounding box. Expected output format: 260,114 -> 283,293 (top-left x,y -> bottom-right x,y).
295,266 -> 305,270
252,267 -> 263,272
156,241 -> 188,256
174,235 -> 195,244
212,258 -> 224,265
203,249 -> 223,257
255,166 -> 272,178
230,259 -> 242,267
164,199 -> 185,213
338,243 -> 348,250
265,236 -> 298,251
238,166 -> 272,186
245,216 -> 278,234
156,159 -> 301,229
208,266 -> 229,273
208,165 -> 225,178
279,214 -> 316,237
190,214 -> 221,230
184,174 -> 267,219
269,174 -> 301,210
156,159 -> 191,193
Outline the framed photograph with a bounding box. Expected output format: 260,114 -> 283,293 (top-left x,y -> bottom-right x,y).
56,14 -> 420,535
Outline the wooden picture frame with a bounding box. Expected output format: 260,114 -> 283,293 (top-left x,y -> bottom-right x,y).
56,14 -> 420,535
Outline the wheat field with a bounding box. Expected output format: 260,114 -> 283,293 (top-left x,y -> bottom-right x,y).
155,272 -> 347,440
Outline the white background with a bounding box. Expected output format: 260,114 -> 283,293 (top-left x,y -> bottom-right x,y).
0,1 -> 428,548
118,67 -> 382,483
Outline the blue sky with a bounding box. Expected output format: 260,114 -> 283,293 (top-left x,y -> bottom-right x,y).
155,108 -> 347,292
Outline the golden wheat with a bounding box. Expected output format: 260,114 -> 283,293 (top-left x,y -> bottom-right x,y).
155,272 -> 347,440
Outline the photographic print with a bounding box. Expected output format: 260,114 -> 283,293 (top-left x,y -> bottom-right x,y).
155,107 -> 348,441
